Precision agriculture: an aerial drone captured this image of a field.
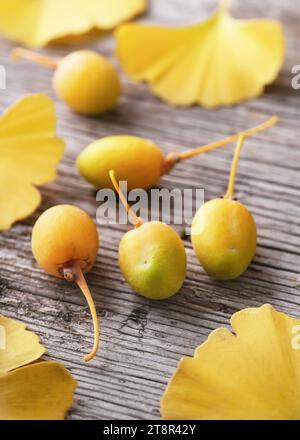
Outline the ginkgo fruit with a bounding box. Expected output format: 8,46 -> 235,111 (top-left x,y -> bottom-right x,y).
12,48 -> 121,115
0,94 -> 64,231
77,116 -> 278,191
0,0 -> 147,47
32,205 -> 100,362
191,136 -> 257,281
116,1 -> 285,107
109,171 -> 187,300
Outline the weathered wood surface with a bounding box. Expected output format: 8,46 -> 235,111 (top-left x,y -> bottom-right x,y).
0,0 -> 299,420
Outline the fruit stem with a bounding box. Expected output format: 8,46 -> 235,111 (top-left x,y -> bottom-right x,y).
11,48 -> 58,70
109,170 -> 143,229
163,116 -> 279,172
219,0 -> 231,15
62,261 -> 99,362
225,135 -> 245,199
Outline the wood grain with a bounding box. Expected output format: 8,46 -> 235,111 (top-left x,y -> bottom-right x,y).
0,0 -> 299,420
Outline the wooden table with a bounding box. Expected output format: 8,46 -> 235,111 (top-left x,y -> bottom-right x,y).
0,0 -> 299,420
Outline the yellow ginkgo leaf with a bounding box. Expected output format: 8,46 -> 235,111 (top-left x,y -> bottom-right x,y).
0,94 -> 65,231
116,2 -> 285,107
0,315 -> 77,420
0,0 -> 147,47
161,304 -> 300,420
0,315 -> 45,374
0,361 -> 77,420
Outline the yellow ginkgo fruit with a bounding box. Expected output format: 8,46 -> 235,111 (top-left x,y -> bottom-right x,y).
161,304 -> 300,420
116,1 -> 285,107
0,315 -> 77,420
0,0 -> 147,47
0,94 -> 65,231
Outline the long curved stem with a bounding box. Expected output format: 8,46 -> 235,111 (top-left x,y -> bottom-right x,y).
11,48 -> 58,70
62,261 -> 99,362
219,0 -> 231,15
163,116 -> 279,174
109,170 -> 143,228
225,136 -> 245,199
177,116 -> 278,162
